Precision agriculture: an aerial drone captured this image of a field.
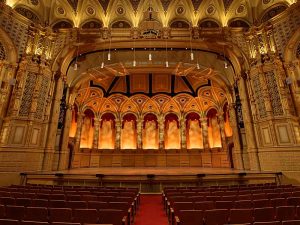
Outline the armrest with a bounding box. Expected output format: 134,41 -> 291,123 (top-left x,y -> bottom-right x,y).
122,216 -> 127,225
175,216 -> 180,225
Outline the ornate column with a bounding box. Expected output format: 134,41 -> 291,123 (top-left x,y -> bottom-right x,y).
217,112 -> 227,151
42,74 -> 64,171
58,103 -> 73,170
258,66 -> 273,117
284,62 -> 300,116
93,118 -> 100,149
0,63 -> 17,130
238,75 -> 261,171
158,115 -> 165,150
137,118 -> 143,150
115,117 -> 122,150
74,112 -> 84,152
180,117 -> 187,149
200,117 -> 209,149
229,103 -> 244,169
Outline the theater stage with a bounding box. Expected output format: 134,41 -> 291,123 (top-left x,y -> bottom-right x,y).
22,167 -> 280,192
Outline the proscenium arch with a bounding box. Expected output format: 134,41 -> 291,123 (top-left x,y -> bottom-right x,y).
0,27 -> 18,63
57,40 -> 249,91
284,27 -> 300,62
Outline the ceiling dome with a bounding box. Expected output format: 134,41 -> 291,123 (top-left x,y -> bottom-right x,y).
6,0 -> 293,28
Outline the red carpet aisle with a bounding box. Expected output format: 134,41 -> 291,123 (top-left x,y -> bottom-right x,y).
134,195 -> 169,225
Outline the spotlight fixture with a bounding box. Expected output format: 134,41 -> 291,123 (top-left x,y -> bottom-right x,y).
74,42 -> 80,71
224,61 -> 228,69
190,52 -> 194,61
149,52 -> 152,61
133,38 -> 136,67
108,36 -> 112,61
165,38 -> 169,68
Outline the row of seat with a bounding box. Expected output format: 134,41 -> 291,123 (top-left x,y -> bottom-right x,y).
0,205 -> 127,225
166,193 -> 300,201
169,198 -> 300,210
0,195 -> 134,204
164,183 -> 292,191
0,191 -> 137,198
174,208 -> 300,225
0,185 -> 141,225
9,184 -> 139,191
0,198 -> 132,209
0,218 -> 114,225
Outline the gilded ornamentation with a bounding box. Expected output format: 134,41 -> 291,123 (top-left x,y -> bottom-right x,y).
30,0 -> 39,6
35,76 -> 50,119
191,0 -> 203,11
129,0 -> 141,12
265,71 -> 283,116
19,73 -> 37,117
66,0 -> 78,12
261,5 -> 288,23
15,7 -> 40,23
0,42 -> 6,60
86,6 -> 95,15
223,0 -> 234,13
252,75 -> 267,118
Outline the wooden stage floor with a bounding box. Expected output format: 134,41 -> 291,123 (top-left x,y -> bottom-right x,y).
23,167 -> 279,190
58,167 -> 264,176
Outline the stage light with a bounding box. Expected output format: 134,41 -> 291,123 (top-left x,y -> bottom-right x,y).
190,52 -> 194,61
165,61 -> 169,67
149,53 -> 152,61
101,62 -> 104,68
55,173 -> 64,177
133,60 -> 136,67
107,52 -> 111,61
238,172 -> 247,176
197,174 -> 206,178
224,62 -> 228,68
147,174 -> 155,179
74,63 -> 78,71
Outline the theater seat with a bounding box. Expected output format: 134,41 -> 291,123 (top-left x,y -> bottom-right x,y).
66,201 -> 87,209
175,210 -> 204,225
31,199 -> 48,207
276,206 -> 296,221
229,209 -> 253,224
51,223 -> 81,225
25,207 -> 48,222
253,222 -> 281,225
72,209 -> 98,224
6,205 -> 25,220
15,198 -> 31,207
254,207 -> 276,222
0,219 -> 19,225
205,209 -> 229,225
0,204 -> 4,218
194,201 -> 214,210
282,220 -> 300,225
49,208 -> 72,223
99,209 -> 127,225
88,201 -> 108,209
20,221 -> 48,225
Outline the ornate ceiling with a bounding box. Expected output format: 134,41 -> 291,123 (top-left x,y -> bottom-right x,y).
4,0 -> 295,29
